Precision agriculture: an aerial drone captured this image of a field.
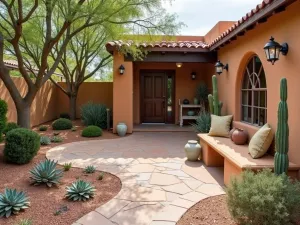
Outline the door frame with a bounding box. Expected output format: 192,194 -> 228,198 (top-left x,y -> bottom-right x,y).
140,69 -> 175,124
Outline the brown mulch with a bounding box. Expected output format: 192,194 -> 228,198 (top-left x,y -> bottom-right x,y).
0,121 -> 122,225
176,195 -> 237,225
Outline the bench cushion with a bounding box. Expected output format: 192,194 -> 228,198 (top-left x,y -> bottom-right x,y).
198,133 -> 300,170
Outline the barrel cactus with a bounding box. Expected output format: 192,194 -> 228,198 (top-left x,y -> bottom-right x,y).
274,78 -> 289,175
208,75 -> 223,115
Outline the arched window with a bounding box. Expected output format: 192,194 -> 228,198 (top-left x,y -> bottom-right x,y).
241,56 -> 267,126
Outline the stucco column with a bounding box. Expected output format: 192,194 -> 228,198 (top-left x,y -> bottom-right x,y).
113,51 -> 133,133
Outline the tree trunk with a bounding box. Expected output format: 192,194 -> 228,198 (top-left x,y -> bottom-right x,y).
70,94 -> 77,120
16,103 -> 31,128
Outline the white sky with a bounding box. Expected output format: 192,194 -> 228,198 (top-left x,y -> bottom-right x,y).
163,0 -> 263,35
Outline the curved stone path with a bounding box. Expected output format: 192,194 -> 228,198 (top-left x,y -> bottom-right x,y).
46,132 -> 225,225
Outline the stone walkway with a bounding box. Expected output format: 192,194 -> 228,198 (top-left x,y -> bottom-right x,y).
46,132 -> 225,225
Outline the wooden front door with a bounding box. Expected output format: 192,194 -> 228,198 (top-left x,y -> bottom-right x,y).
141,71 -> 167,123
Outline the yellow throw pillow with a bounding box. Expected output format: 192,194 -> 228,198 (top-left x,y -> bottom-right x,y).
208,115 -> 233,137
248,123 -> 273,159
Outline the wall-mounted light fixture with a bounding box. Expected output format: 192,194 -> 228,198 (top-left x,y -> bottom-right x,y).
119,65 -> 125,75
176,62 -> 183,68
264,36 -> 289,65
215,60 -> 228,75
191,72 -> 196,80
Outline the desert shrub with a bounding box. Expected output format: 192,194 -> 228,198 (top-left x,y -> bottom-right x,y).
66,180 -> 95,201
4,128 -> 40,164
98,172 -> 104,181
81,102 -> 107,129
60,112 -> 70,119
71,127 -> 77,132
0,99 -> 8,141
14,219 -> 33,225
52,118 -> 72,130
191,111 -> 211,133
40,136 -> 51,145
51,136 -> 63,143
81,125 -> 102,137
3,122 -> 19,135
227,169 -> 300,225
63,162 -> 72,171
39,125 -> 48,131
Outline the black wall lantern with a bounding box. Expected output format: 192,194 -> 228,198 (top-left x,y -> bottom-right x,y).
191,72 -> 196,80
119,65 -> 125,75
215,60 -> 228,75
264,36 -> 289,65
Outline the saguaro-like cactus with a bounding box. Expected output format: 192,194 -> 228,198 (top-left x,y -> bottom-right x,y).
274,78 -> 289,175
208,75 -> 223,116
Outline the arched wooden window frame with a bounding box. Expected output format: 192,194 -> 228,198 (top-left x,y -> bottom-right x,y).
241,56 -> 267,126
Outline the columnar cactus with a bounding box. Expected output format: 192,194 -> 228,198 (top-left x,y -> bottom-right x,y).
208,75 -> 223,116
274,78 -> 289,175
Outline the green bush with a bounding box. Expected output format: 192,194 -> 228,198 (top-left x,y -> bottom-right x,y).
40,136 -> 51,145
51,136 -> 63,143
81,125 -> 102,137
52,118 -> 72,130
227,169 -> 300,225
4,128 -> 40,164
3,122 -> 19,135
39,125 -> 48,131
0,99 -> 8,141
191,111 -> 211,133
81,102 -> 107,129
60,112 -> 70,119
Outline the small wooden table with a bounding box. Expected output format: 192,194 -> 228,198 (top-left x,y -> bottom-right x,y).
179,104 -> 202,127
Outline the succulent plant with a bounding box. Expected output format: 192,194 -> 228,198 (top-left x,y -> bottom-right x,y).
14,219 -> 32,225
51,136 -> 63,143
208,75 -> 223,116
63,162 -> 72,171
0,188 -> 30,218
66,180 -> 95,201
39,125 -> 48,131
40,136 -> 51,145
98,172 -> 104,181
30,159 -> 63,187
84,165 -> 96,174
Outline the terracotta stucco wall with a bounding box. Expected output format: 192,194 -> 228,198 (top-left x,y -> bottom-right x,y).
204,21 -> 236,44
217,1 -> 300,164
0,77 -> 57,127
56,82 -> 113,118
133,62 -> 215,124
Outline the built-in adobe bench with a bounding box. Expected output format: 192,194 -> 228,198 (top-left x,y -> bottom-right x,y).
198,133 -> 300,186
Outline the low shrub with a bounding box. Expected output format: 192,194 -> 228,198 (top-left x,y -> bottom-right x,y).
51,136 -> 63,143
191,111 -> 211,133
39,125 -> 48,131
52,118 -> 72,130
60,113 -> 70,119
81,102 -> 107,129
81,125 -> 102,137
227,169 -> 300,225
71,127 -> 77,132
3,122 -> 19,135
63,162 -> 72,171
0,99 -> 8,141
40,136 -> 51,145
4,128 -> 40,164
98,172 -> 104,181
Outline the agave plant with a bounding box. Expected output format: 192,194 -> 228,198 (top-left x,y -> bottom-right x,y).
84,165 -> 96,174
66,180 -> 95,201
30,159 -> 63,187
191,111 -> 211,133
0,188 -> 30,218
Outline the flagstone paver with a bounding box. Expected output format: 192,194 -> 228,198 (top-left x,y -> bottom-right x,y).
46,132 -> 225,225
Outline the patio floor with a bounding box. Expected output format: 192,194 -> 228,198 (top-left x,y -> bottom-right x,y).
133,124 -> 193,132
46,132 -> 225,225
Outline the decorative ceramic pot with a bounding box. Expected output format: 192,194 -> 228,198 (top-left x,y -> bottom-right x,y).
187,110 -> 195,116
183,99 -> 189,104
229,128 -> 235,141
116,122 -> 127,137
231,128 -> 248,145
185,140 -> 201,161
193,97 -> 199,105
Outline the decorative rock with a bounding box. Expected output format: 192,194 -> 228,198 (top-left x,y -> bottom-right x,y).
184,140 -> 201,161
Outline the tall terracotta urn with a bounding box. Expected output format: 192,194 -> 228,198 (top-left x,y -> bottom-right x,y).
231,128 -> 248,145
116,122 -> 127,137
185,140 -> 201,161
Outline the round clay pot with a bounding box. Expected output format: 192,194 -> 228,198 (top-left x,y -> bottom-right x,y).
184,140 -> 201,161
116,122 -> 127,137
229,128 -> 235,141
231,128 -> 248,145
183,99 -> 189,104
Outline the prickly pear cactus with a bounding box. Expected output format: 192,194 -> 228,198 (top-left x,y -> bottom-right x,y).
274,78 -> 289,175
208,75 -> 222,116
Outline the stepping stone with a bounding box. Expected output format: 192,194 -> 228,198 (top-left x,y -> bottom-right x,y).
182,178 -> 204,190
127,164 -> 156,173
95,199 -> 130,219
170,198 -> 196,209
196,183 -> 225,196
115,186 -> 166,202
162,183 -> 192,195
76,211 -> 115,225
180,191 -> 208,202
149,173 -> 181,186
152,205 -> 187,222
166,191 -> 181,202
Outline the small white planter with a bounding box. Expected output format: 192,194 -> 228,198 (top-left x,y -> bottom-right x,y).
184,140 -> 201,161
116,122 -> 127,137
